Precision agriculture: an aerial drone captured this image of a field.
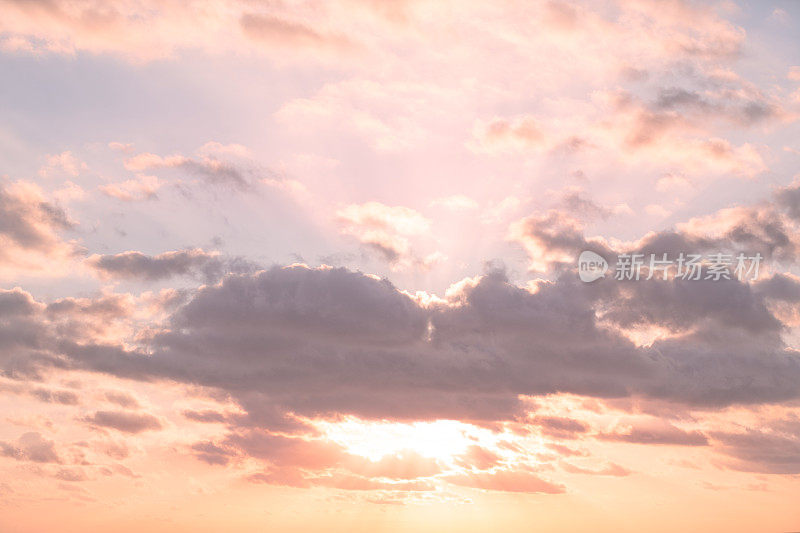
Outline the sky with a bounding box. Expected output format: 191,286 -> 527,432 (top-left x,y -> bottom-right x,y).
1,0 -> 800,531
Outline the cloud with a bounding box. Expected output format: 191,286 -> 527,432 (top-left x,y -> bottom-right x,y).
336,202 -> 433,267
87,248 -> 222,282
2,251 -> 793,444
82,410 -> 163,434
556,189 -> 616,221
444,468 -> 564,494
183,409 -> 228,424
239,13 -> 354,52
0,432 -> 61,463
507,210 -> 595,271
4,0 -> 800,508
0,287 -> 40,316
123,150 -> 253,190
103,390 -> 139,409
248,468 -> 435,492
55,467 -> 89,482
0,181 -> 80,277
533,416 -> 590,439
38,151 -> 86,178
602,84 -> 778,177
344,450 -> 441,480
454,445 -> 502,470
600,422 -> 709,446
769,8 -> 790,25
108,141 -> 134,154
560,461 -> 631,476
99,175 -> 162,201
429,195 -> 480,211
511,183 -> 800,274
196,142 -> 251,158
275,79 -> 445,152
472,82 -> 778,179
0,380 -> 81,406
652,86 -> 785,127
711,425 -> 800,474
31,387 -> 79,405
774,180 -> 800,220
0,0 -> 751,78
191,441 -> 234,466
470,116 -> 546,154
224,429 -> 349,470
94,439 -> 130,460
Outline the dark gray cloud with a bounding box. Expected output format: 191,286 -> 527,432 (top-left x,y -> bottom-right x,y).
177,158 -> 251,190
83,410 -> 163,434
557,190 -> 613,221
2,193 -> 800,478
754,273 -> 800,303
31,387 -> 79,405
711,424 -> 800,474
87,248 -> 256,282
0,288 -> 63,379
0,288 -> 40,316
104,390 -> 139,409
54,467 -> 89,482
514,189 -> 799,276
127,152 -> 261,191
653,86 -> 781,126
775,181 -> 800,221
87,249 -> 218,281
183,409 -> 228,423
600,423 -> 709,446
533,416 -> 590,439
601,278 -> 781,335
0,432 -> 61,463
191,441 -> 234,466
6,260 -> 800,430
38,264 -> 794,427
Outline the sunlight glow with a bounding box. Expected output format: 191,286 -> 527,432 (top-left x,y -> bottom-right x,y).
315,418 -> 485,462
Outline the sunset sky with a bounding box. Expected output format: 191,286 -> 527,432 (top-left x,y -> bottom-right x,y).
1,1 -> 800,531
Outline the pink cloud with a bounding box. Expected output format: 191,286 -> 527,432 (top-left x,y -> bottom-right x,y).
444,468 -> 564,494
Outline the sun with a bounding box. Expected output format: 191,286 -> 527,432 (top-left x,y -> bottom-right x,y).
313,417 -> 482,463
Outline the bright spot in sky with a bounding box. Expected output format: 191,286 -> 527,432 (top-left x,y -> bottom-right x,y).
314,418 -> 484,462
